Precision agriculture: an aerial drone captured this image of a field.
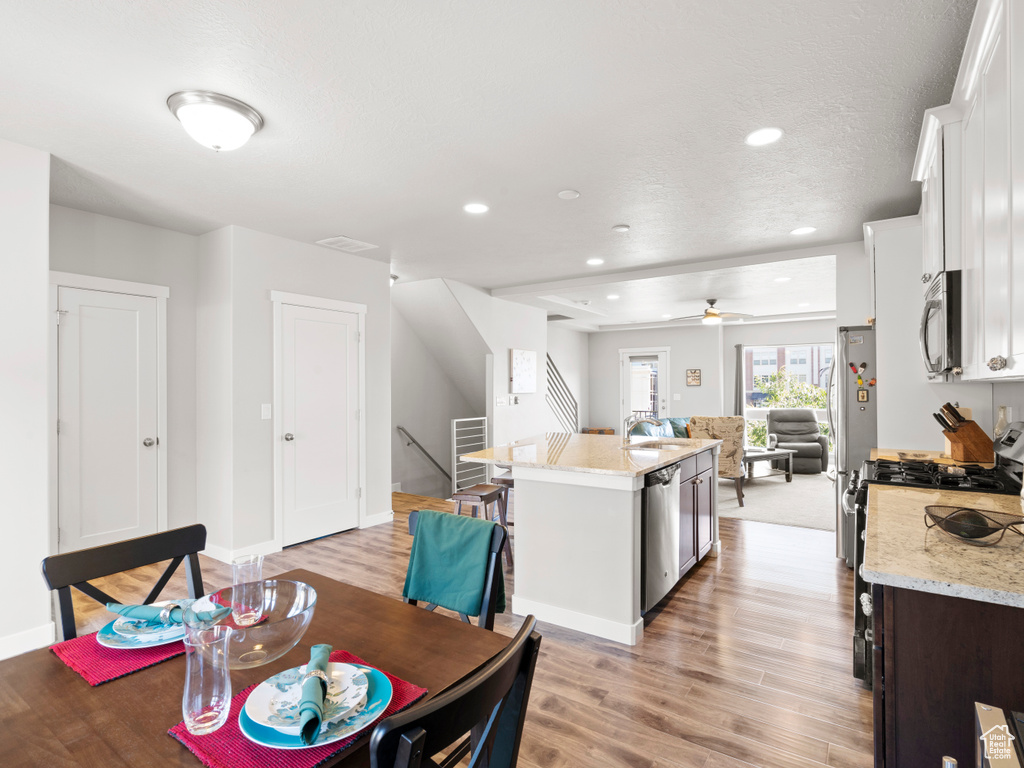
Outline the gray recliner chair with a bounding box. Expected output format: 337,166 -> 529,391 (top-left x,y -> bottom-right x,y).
766,408 -> 829,474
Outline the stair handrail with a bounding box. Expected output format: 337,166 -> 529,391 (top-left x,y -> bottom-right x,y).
396,425 -> 452,482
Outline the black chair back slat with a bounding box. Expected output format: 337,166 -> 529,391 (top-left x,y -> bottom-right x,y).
406,511 -> 506,631
40,524 -> 207,640
369,616 -> 541,768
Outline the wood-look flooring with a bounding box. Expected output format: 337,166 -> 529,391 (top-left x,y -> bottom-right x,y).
67,488 -> 872,768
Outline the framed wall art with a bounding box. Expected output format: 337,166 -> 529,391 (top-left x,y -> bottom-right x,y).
510,348 -> 537,393
686,368 -> 701,386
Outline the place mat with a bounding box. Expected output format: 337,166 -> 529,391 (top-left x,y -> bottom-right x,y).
51,632 -> 185,686
169,650 -> 428,768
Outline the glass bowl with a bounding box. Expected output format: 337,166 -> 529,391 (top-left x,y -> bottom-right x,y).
186,580 -> 317,669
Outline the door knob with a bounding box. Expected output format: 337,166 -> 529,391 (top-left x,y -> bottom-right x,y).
284,433 -> 295,441
142,438 -> 155,447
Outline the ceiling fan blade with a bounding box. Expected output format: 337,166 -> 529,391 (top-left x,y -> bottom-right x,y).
719,311 -> 754,318
667,314 -> 704,322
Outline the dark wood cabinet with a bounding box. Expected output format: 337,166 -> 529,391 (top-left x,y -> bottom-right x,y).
872,583 -> 1024,767
678,450 -> 714,578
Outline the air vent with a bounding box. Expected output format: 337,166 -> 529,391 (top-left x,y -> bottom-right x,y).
547,314 -> 573,322
315,235 -> 380,253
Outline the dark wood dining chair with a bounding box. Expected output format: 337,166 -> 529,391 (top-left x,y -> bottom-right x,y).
40,523 -> 207,640
405,510 -> 506,631
369,615 -> 540,768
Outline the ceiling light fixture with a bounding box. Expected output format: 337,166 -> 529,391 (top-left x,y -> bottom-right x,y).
586,257 -> 604,266
612,224 -> 630,233
390,274 -> 398,286
607,294 -> 620,300
702,313 -> 723,326
662,314 -> 672,319
745,127 -> 783,146
774,277 -> 791,283
790,226 -> 816,235
167,91 -> 264,151
558,190 -> 581,199
463,202 -> 489,214
798,302 -> 810,307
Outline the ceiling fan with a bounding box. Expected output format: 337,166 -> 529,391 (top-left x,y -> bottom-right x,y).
671,298 -> 753,325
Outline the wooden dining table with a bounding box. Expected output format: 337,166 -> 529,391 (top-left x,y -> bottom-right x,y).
0,568 -> 511,768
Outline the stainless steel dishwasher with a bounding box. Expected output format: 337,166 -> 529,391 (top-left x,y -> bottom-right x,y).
641,461 -> 681,613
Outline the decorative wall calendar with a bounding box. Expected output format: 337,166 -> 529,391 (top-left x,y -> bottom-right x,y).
510,349 -> 537,393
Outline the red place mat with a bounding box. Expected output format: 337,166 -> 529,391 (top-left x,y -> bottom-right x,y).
51,632 -> 185,686
169,650 -> 428,768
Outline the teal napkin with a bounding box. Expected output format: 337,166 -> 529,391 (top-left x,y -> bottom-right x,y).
402,509 -> 506,617
299,644 -> 332,745
105,602 -> 230,625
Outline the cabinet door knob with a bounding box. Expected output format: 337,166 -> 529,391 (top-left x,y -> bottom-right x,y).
988,356 -> 1008,371
921,272 -> 932,284
284,433 -> 295,441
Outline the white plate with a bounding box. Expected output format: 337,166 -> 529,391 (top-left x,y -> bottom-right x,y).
111,599 -> 194,639
244,662 -> 369,735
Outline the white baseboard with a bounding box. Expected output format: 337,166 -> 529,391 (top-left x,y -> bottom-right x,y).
203,539 -> 281,565
391,482 -> 402,492
360,510 -> 394,529
0,622 -> 55,661
511,595 -> 643,646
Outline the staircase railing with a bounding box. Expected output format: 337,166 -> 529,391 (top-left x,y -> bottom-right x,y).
396,425 -> 452,483
451,417 -> 489,495
546,353 -> 579,433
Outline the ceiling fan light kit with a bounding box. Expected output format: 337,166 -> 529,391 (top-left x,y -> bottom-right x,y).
167,91 -> 264,151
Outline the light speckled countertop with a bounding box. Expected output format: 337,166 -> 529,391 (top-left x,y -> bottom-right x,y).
460,432 -> 722,477
864,485 -> 1024,607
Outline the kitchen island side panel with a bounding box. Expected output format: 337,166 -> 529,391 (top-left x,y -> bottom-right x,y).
510,474 -> 642,644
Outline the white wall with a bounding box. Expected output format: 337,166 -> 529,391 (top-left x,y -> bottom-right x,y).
835,240 -> 872,327
0,139 -> 52,658
391,305 -> 477,498
49,206 -> 200,529
196,226 -> 392,554
722,318 -> 839,416
447,282 -> 549,446
991,383 -> 1024,431
588,325 -> 724,432
546,325 -> 590,430
869,217 -> 993,449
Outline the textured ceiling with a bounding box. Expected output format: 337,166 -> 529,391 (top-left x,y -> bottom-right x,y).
0,1 -> 975,294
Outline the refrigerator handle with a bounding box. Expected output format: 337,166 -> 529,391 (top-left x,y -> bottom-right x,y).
825,355 -> 837,447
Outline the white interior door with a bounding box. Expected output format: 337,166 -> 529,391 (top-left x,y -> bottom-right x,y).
281,303 -> 359,545
57,286 -> 160,552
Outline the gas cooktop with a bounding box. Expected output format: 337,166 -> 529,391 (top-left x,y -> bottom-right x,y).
863,458 -> 1022,495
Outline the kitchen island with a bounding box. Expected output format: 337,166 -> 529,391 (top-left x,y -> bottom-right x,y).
864,484 -> 1024,767
461,432 -> 722,644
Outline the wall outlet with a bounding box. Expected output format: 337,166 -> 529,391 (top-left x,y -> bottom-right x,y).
261,403 -> 272,420
496,396 -> 508,407
673,393 -> 681,401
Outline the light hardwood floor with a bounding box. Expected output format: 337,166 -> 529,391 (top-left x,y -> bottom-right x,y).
67,489 -> 873,768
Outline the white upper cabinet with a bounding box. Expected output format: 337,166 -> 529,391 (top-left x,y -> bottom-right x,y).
914,108 -> 962,293
937,0 -> 1024,379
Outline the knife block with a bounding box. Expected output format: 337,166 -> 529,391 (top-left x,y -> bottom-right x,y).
942,420 -> 995,463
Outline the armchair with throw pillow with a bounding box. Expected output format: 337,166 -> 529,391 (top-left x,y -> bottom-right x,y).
765,408 -> 828,474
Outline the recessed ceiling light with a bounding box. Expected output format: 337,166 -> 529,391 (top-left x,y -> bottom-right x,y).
798,302 -> 810,307
586,257 -> 604,266
790,226 -> 816,235
612,224 -> 630,233
662,314 -> 672,319
167,91 -> 264,151
607,294 -> 620,300
745,127 -> 783,146
558,190 -> 581,200
463,202 -> 489,214
774,277 -> 791,283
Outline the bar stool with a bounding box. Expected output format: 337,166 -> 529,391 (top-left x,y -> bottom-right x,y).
452,483 -> 513,566
490,474 -> 514,527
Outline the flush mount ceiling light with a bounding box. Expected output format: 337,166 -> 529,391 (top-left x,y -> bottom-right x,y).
745,127 -> 783,146
167,91 -> 263,151
790,226 -> 817,235
611,224 -> 630,233
558,189 -> 581,199
586,257 -> 604,266
463,202 -> 489,214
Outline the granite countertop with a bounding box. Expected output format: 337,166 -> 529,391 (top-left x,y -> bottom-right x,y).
864,484 -> 1024,607
460,432 -> 722,477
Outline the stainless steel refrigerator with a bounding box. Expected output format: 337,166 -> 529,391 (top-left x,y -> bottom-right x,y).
827,326 -> 878,567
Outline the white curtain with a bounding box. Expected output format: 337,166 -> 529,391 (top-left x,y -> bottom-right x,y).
734,344 -> 744,417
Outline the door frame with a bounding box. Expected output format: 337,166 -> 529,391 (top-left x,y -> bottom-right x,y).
271,291 -> 366,549
49,271 -> 169,555
619,346 -> 671,426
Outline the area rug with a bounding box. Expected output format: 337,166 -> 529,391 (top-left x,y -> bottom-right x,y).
717,467 -> 836,531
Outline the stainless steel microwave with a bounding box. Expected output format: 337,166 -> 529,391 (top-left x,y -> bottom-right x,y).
920,270 -> 961,379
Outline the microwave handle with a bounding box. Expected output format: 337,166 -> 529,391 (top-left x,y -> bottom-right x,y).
919,299 -> 942,375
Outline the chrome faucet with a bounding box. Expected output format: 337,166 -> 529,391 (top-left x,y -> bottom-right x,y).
622,414 -> 663,444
